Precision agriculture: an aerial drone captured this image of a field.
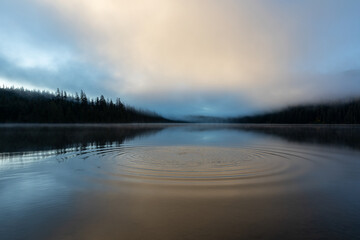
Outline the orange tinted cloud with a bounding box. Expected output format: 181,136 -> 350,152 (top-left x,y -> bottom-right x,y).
29,0 -> 360,115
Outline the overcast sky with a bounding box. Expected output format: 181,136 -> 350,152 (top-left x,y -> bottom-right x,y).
1,0 -> 360,118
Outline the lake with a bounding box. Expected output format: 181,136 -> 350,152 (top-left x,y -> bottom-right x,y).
1,124 -> 360,240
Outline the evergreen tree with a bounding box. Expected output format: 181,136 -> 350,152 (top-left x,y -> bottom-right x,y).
0,86 -> 171,123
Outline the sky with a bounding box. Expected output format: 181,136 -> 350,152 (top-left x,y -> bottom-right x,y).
1,0 -> 360,118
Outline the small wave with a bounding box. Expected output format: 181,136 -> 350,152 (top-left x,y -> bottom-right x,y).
54,145 -> 316,184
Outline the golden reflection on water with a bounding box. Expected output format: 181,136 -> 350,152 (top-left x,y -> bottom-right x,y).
50,183 -> 298,240
47,145 -> 326,240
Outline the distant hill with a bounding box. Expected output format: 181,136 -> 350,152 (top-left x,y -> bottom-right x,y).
183,115 -> 227,123
232,99 -> 360,124
0,86 -> 172,123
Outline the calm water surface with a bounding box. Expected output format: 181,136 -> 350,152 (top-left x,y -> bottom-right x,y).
1,124 -> 360,240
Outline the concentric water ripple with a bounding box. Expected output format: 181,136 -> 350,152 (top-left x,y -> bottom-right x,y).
55,145 -> 315,183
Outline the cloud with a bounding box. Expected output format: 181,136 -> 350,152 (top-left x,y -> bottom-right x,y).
37,1 -> 291,88
0,0 -> 115,97
0,51 -> 113,97
3,0 -> 360,116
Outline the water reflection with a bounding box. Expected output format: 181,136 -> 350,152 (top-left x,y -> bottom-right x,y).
0,124 -> 165,153
1,124 -> 360,240
2,124 -> 360,152
236,124 -> 360,150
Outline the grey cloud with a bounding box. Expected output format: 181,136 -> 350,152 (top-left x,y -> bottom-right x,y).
0,53 -> 114,98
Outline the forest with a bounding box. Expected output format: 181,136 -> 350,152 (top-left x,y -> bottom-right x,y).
0,86 -> 171,123
232,99 -> 360,124
2,86 -> 360,124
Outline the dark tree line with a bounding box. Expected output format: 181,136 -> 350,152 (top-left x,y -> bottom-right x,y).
0,86 -> 171,123
232,99 -> 360,124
